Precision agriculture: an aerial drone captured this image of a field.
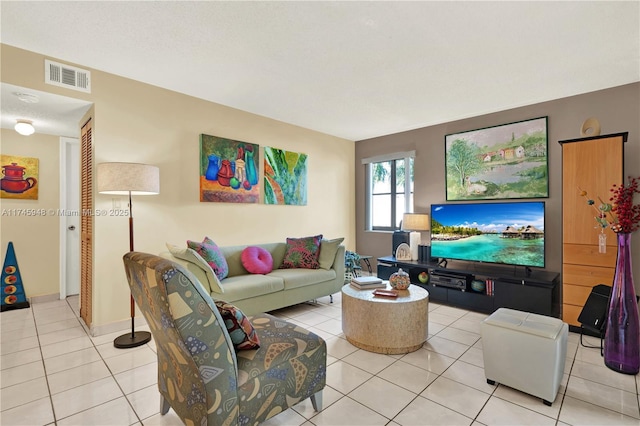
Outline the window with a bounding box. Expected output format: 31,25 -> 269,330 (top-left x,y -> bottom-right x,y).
363,151 -> 414,231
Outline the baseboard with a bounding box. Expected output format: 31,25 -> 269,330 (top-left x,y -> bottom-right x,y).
89,315 -> 149,338
20,293 -> 153,340
29,293 -> 61,304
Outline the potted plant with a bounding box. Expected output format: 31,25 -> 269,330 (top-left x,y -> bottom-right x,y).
344,250 -> 361,283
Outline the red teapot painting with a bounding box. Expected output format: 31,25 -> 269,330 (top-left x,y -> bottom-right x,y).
1,156 -> 39,200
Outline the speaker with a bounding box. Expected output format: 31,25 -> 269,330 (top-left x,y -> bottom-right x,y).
392,231 -> 410,257
578,284 -> 611,332
418,245 -> 438,263
578,284 -> 612,355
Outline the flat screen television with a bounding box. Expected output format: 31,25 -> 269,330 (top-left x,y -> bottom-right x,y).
430,201 -> 545,268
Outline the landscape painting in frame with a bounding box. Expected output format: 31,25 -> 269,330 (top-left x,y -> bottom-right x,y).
445,116 -> 548,201
199,134 -> 259,203
264,147 -> 308,205
1,155 -> 39,200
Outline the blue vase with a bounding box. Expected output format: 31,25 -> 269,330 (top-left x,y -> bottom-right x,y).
205,154 -> 220,181
604,232 -> 640,374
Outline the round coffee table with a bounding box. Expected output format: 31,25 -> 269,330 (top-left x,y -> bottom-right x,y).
341,283 -> 429,354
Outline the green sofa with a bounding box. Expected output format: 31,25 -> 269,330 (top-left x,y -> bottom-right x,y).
161,241 -> 345,315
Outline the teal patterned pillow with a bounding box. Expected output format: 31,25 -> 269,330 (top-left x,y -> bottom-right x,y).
280,235 -> 323,269
214,300 -> 260,351
187,237 -> 229,280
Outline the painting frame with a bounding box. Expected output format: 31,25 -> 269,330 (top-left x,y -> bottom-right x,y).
1,155 -> 39,200
264,146 -> 308,206
445,116 -> 549,201
199,134 -> 260,203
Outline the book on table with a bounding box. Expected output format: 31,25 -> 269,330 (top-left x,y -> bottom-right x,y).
350,276 -> 386,290
350,281 -> 387,290
351,276 -> 383,285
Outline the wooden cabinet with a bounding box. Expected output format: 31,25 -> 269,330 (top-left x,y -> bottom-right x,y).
559,132 -> 627,327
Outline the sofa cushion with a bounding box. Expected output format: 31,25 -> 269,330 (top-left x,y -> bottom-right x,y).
221,243 -> 287,277
214,301 -> 260,351
281,235 -> 322,269
164,244 -> 224,294
318,237 -> 344,270
221,274 -> 285,301
241,246 -> 273,274
269,268 -> 337,290
187,237 -> 229,280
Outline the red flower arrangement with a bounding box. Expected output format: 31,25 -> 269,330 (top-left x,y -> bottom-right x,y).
610,176 -> 640,233
579,176 -> 640,234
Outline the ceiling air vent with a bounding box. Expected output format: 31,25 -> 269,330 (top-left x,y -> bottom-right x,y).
45,59 -> 91,93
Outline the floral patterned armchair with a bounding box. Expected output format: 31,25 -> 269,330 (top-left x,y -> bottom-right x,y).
123,252 -> 326,425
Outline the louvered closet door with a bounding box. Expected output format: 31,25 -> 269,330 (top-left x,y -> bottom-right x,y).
80,118 -> 93,328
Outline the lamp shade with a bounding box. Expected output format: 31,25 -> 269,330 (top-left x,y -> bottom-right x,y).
402,213 -> 430,231
97,162 -> 160,195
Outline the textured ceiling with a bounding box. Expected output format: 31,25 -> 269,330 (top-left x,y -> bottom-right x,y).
1,1 -> 639,140
1,83 -> 92,138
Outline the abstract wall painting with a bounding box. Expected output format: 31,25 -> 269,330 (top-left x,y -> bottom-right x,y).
264,147 -> 308,205
1,155 -> 39,200
199,134 -> 259,203
445,116 -> 549,201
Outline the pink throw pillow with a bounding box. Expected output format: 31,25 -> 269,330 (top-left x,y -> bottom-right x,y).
241,246 -> 273,274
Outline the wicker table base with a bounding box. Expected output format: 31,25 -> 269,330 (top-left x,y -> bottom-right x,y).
341,283 -> 429,354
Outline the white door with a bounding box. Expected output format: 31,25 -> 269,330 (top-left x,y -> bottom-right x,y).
61,137 -> 80,297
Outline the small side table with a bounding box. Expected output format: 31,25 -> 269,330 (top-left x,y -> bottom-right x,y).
359,255 -> 373,275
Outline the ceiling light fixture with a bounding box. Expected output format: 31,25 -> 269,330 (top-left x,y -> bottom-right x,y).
15,120 -> 35,136
15,92 -> 40,104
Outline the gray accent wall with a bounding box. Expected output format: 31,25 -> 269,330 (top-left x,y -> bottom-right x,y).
355,83 -> 640,284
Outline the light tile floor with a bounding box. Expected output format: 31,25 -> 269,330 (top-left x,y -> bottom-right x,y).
1,292 -> 639,425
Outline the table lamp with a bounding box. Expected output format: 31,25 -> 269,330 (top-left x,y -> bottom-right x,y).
97,162 -> 160,348
402,213 -> 430,261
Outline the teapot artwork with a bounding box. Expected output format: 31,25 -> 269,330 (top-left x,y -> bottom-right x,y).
1,156 -> 39,200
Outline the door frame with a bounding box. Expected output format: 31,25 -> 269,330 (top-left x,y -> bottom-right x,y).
59,136 -> 80,299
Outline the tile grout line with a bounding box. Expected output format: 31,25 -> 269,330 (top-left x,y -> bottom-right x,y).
4,297 -> 149,424
4,296 -> 639,424
63,296 -> 148,425
30,300 -> 59,426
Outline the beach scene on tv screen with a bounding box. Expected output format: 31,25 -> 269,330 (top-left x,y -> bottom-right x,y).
431,202 -> 545,268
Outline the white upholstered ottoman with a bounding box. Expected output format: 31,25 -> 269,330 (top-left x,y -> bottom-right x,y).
481,308 -> 568,406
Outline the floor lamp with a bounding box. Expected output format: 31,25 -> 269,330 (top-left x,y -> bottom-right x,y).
97,162 -> 160,348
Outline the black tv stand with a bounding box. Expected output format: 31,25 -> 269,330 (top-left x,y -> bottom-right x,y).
376,256 -> 560,317
437,258 -> 448,268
